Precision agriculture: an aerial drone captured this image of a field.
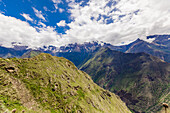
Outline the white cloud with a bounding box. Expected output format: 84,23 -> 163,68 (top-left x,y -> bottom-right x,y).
0,13 -> 68,48
62,0 -> 170,45
59,8 -> 64,13
52,0 -> 62,4
43,6 -> 48,11
38,22 -> 46,27
52,0 -> 63,10
32,7 -> 46,21
21,13 -> 33,22
52,0 -> 64,13
57,20 -> 66,27
1,0 -> 170,48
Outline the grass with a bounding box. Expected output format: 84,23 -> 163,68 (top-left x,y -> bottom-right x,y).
0,53 -> 131,113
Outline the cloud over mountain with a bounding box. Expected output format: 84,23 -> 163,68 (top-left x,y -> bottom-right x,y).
64,0 -> 170,45
0,0 -> 170,48
0,13 -> 68,48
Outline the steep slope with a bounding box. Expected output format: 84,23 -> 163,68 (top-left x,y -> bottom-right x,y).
41,35 -> 170,65
0,53 -> 131,113
110,35 -> 170,63
147,35 -> 170,48
21,50 -> 42,58
1,35 -> 170,65
124,39 -> 170,63
0,46 -> 28,58
49,42 -> 106,67
80,48 -> 170,113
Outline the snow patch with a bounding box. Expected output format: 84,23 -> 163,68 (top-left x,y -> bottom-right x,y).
144,38 -> 155,43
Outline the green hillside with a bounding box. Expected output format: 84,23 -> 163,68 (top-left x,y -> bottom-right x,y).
0,53 -> 131,113
20,50 -> 42,58
80,48 -> 170,113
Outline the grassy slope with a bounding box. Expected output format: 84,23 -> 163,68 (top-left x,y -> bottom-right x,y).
80,48 -> 170,113
20,50 -> 42,58
0,53 -> 131,113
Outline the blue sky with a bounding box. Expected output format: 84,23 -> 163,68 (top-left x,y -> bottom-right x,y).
0,0 -> 72,33
0,0 -> 170,48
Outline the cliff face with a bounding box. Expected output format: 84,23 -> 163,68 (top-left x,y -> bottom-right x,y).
80,48 -> 170,113
0,53 -> 131,113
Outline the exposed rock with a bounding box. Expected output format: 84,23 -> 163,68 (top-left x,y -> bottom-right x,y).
77,110 -> 82,113
74,85 -> 80,90
12,109 -> 16,113
100,93 -> 105,100
87,84 -> 91,91
66,62 -> 71,67
5,67 -> 15,73
163,103 -> 169,108
103,90 -> 111,97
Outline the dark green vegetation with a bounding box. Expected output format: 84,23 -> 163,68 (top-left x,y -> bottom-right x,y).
0,46 -> 28,58
0,35 -> 169,66
0,53 -> 131,113
80,48 -> 170,113
57,52 -> 93,68
54,42 -> 101,67
56,48 -> 100,68
38,35 -> 170,65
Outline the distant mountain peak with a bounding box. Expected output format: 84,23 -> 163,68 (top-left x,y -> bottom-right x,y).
134,38 -> 145,43
20,50 -> 42,58
136,38 -> 142,41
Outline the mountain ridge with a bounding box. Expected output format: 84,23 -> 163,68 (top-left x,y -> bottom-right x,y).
0,53 -> 131,113
80,47 -> 170,113
0,35 -> 170,65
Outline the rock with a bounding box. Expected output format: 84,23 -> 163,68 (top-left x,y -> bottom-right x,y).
66,62 -> 71,67
100,93 -> 105,100
68,84 -> 72,88
104,91 -> 111,97
77,110 -> 82,113
12,108 -> 16,113
87,84 -> 91,91
5,67 -> 15,73
74,85 -> 80,90
52,88 -> 55,91
163,103 -> 169,108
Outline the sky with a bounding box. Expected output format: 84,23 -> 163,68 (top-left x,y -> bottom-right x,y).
0,0 -> 170,48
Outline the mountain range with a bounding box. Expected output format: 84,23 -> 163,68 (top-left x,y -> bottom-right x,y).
0,35 -> 170,65
80,47 -> 170,113
41,34 -> 170,65
0,34 -> 170,112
